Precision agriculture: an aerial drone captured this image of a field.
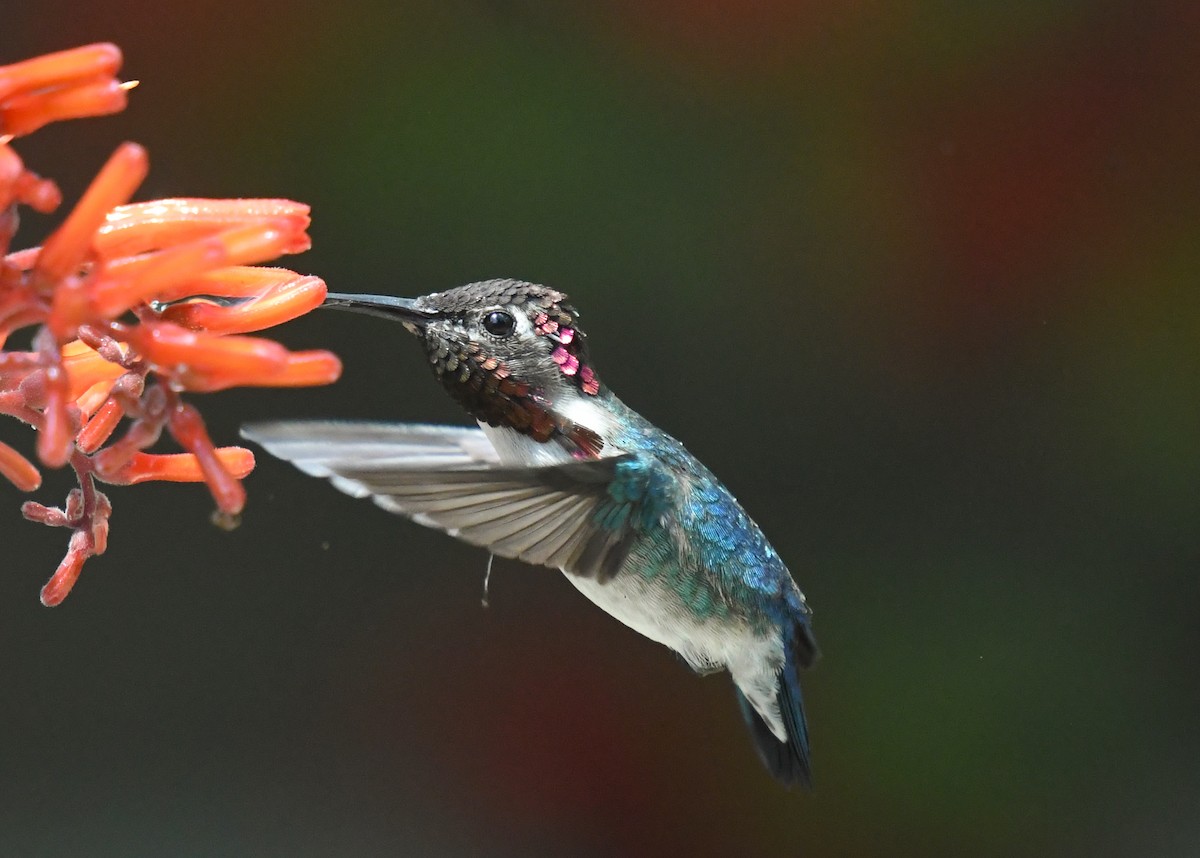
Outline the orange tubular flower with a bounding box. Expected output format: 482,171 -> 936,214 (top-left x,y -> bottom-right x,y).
0,43 -> 128,140
157,269 -> 327,334
1,44 -> 342,605
0,440 -> 41,491
105,448 -> 256,486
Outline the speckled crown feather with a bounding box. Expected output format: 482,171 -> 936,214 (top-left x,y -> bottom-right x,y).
417,279 -> 569,315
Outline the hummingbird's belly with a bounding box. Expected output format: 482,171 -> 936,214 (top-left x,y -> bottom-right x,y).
563,568 -> 770,677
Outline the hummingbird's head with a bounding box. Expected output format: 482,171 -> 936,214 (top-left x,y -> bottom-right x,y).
323,280 -> 605,454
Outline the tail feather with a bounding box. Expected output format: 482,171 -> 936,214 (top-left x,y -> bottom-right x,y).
735,626 -> 814,789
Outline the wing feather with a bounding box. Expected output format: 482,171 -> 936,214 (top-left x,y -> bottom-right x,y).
242,420 -> 645,580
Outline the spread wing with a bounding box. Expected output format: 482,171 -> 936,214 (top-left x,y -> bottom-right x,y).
241,421 -> 653,580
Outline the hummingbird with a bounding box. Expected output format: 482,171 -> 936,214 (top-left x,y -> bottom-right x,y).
241,279 -> 818,787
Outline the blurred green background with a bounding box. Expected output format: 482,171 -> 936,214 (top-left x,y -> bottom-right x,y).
3,2 -> 1198,855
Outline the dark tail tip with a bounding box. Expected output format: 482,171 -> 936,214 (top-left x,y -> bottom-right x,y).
735,623 -> 815,789
735,682 -> 813,790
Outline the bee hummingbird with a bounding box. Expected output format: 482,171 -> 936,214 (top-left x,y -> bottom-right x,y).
242,279 -> 818,787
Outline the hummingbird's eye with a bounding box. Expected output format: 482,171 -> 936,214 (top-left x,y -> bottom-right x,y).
482,310 -> 516,337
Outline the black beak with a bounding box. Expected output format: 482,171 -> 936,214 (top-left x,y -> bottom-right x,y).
321,293 -> 435,327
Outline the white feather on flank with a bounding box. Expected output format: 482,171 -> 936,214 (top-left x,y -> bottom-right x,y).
566,571 -> 789,742
479,394 -> 617,467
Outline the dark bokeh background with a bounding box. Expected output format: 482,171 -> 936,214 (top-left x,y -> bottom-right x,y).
3,3 -> 1198,855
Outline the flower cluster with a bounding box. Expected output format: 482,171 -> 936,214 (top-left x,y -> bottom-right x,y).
1,44 -> 341,605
